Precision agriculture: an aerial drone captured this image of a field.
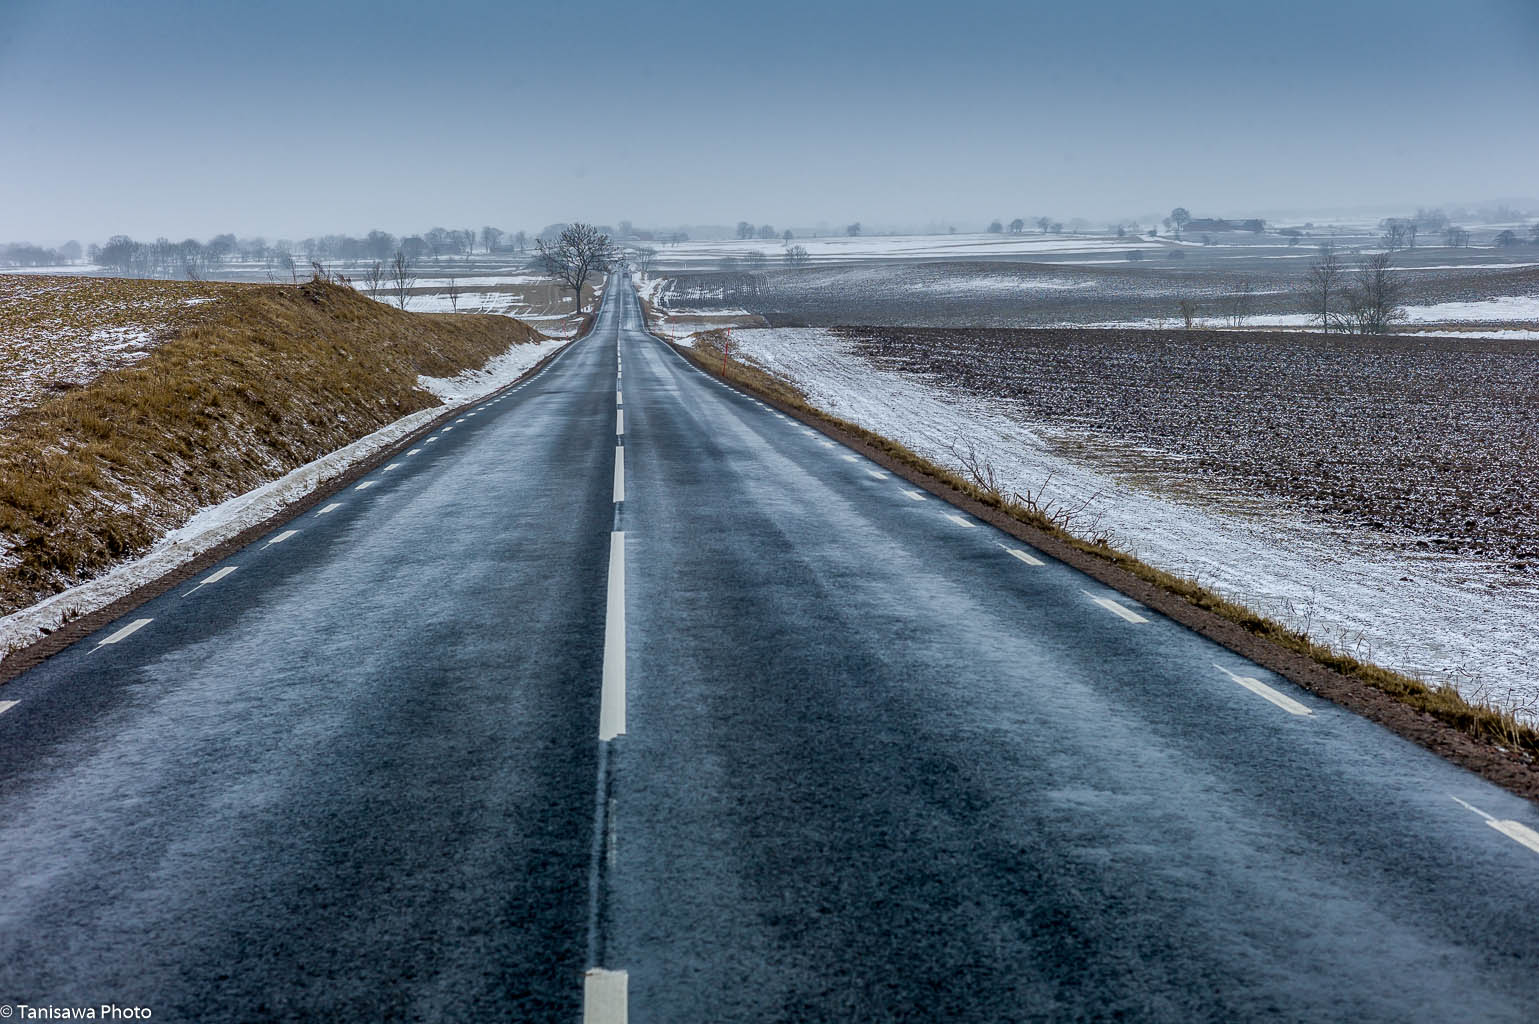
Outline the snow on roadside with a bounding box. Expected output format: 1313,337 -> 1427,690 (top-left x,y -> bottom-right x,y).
726,326 -> 1539,716
0,335 -> 568,664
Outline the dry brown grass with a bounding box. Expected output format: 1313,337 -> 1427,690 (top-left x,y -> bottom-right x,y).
0,278 -> 543,615
674,328 -> 1539,761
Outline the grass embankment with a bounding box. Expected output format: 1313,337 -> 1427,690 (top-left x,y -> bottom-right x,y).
673,326 -> 1539,771
0,278 -> 542,616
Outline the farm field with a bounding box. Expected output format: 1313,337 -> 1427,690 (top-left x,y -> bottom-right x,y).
718,325 -> 1539,716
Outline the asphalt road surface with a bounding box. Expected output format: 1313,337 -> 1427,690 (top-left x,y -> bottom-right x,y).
1,276 -> 1537,1023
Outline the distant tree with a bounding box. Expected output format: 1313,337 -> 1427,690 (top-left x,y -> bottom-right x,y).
1222,278 -> 1255,327
207,233 -> 237,263
633,246 -> 658,274
1445,226 -> 1470,247
512,230 -> 528,252
1343,251 -> 1405,334
1380,218 -> 1411,250
736,221 -> 754,240
1036,216 -> 1051,235
742,250 -> 767,269
1177,298 -> 1199,330
1051,221 -> 1063,233
365,230 -> 396,262
401,236 -> 429,262
445,276 -> 461,312
1302,241 -> 1345,334
389,250 -> 417,310
757,224 -> 777,239
59,240 -> 82,263
537,222 -> 619,312
99,235 -> 139,275
361,260 -> 386,298
480,226 -> 504,253
425,227 -> 451,257
987,220 -> 1004,233
1495,229 -> 1519,247
1009,218 -> 1025,233
784,244 -> 810,267
846,222 -> 861,236
782,229 -> 794,243
1170,207 -> 1191,238
1114,224 -> 1126,238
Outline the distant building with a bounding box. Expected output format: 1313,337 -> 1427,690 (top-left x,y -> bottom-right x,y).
1185,218 -> 1266,233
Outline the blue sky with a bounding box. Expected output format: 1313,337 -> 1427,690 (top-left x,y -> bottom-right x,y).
2,0 -> 1536,241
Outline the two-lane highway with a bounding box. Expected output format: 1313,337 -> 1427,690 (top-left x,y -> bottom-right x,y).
2,276 -> 1537,1022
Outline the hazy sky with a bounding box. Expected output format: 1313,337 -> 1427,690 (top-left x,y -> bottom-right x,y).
3,0 -> 1537,242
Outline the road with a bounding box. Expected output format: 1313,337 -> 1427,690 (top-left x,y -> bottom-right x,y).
1,276 -> 1537,1022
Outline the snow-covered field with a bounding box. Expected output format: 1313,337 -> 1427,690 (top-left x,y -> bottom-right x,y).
0,335 -> 569,664
1083,295 -> 1539,334
722,326 -> 1539,717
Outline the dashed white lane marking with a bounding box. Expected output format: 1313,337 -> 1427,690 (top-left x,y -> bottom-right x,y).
316,503 -> 341,516
185,565 -> 237,596
583,968 -> 628,1024
616,410 -> 624,435
442,427 -> 453,433
1214,663 -> 1313,716
455,418 -> 466,423
998,543 -> 1045,566
821,441 -> 836,448
1451,796 -> 1539,856
613,447 -> 625,503
0,700 -> 17,716
841,454 -> 860,463
600,532 -> 627,741
356,481 -> 376,491
1085,591 -> 1149,623
943,513 -> 976,528
266,529 -> 299,546
383,463 -> 402,472
99,618 -> 152,646
866,469 -> 889,480
617,390 -> 623,406
902,490 -> 927,501
406,448 -> 422,456
425,437 -> 439,444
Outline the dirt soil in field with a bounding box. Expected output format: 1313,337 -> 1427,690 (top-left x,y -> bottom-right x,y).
836,325 -> 1539,574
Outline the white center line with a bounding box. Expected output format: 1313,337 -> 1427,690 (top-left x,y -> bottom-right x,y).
841,454 -> 860,463
616,409 -> 624,436
425,437 -> 438,444
355,480 -> 376,491
315,503 -> 342,516
583,968 -> 628,1024
442,427 -> 453,433
456,418 -> 466,423
902,489 -> 927,501
266,529 -> 299,545
865,469 -> 889,480
383,463 -> 402,472
1450,796 -> 1539,856
600,532 -> 627,741
406,448 -> 421,456
821,441 -> 837,448
185,564 -> 238,596
98,618 -> 152,646
613,447 -> 625,502
0,700 -> 19,716
1214,663 -> 1313,716
998,543 -> 1045,566
1085,591 -> 1149,623
943,513 -> 976,528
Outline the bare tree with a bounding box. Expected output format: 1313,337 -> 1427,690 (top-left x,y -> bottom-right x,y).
1301,241 -> 1345,334
480,226 -> 504,253
633,246 -> 658,274
1036,216 -> 1051,235
362,260 -> 386,298
1380,218 -> 1411,250
1343,251 -> 1405,334
389,249 -> 417,310
1222,278 -> 1255,327
784,244 -> 810,267
536,222 -> 619,313
446,275 -> 460,312
1169,207 -> 1191,238
1177,298 -> 1199,330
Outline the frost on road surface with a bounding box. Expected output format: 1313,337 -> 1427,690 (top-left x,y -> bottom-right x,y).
725,327 -> 1539,716
0,335 -> 568,665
